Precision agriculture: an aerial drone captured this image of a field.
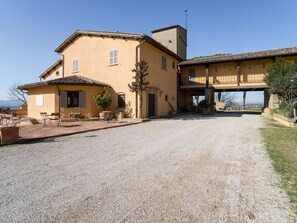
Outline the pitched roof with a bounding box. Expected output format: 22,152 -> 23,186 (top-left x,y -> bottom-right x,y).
178,46 -> 297,66
18,75 -> 109,90
55,29 -> 182,61
39,59 -> 63,78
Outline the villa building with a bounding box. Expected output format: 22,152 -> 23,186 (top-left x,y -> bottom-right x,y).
19,24 -> 297,119
19,26 -> 186,119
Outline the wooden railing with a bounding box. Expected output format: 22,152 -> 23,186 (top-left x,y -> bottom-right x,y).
181,74 -> 265,86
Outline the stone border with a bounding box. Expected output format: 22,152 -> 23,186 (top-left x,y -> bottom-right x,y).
263,112 -> 296,128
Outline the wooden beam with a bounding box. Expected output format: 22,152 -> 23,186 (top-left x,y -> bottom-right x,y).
205,65 -> 209,87
236,61 -> 241,86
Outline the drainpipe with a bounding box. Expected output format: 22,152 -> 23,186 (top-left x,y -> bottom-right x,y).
56,85 -> 61,114
134,39 -> 146,118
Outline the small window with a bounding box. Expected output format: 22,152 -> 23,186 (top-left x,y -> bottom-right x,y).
188,69 -> 196,85
73,59 -> 78,72
110,50 -> 118,65
165,95 -> 168,101
36,94 -> 44,107
172,62 -> 175,69
162,56 -> 167,70
67,91 -> 79,107
118,94 -> 125,107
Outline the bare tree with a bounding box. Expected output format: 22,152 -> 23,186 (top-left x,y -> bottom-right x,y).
8,83 -> 27,104
215,92 -> 237,109
128,60 -> 149,118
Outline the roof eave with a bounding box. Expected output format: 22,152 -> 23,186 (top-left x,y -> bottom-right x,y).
178,51 -> 297,67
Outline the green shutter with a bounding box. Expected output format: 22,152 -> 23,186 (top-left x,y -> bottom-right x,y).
60,91 -> 67,108
79,91 -> 86,107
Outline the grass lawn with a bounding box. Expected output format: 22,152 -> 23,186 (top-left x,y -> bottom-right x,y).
261,124 -> 297,213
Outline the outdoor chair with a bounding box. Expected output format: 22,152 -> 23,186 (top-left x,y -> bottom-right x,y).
49,113 -> 61,126
40,112 -> 48,127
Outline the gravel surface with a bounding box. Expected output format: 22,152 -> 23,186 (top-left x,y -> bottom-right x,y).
0,113 -> 296,223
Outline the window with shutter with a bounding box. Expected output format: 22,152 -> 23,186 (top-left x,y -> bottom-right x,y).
110,50 -> 118,65
36,94 -> 44,107
67,91 -> 79,107
73,60 -> 78,72
79,91 -> 86,107
118,94 -> 125,107
60,91 -> 67,108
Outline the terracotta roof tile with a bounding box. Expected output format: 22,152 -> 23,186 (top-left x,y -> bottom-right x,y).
55,29 -> 182,61
178,46 -> 297,66
18,75 -> 109,90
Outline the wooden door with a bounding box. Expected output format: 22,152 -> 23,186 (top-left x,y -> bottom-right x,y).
148,94 -> 155,117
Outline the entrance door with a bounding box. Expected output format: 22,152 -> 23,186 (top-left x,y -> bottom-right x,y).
148,94 -> 155,117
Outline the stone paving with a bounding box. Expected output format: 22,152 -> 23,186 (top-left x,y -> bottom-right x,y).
19,119 -> 142,142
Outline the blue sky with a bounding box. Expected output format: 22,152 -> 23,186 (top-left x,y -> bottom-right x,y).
1,0 -> 297,103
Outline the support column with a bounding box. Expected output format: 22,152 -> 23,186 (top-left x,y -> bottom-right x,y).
236,61 -> 241,86
264,89 -> 270,108
205,87 -> 215,114
205,65 -> 209,88
218,92 -> 222,101
243,91 -> 247,110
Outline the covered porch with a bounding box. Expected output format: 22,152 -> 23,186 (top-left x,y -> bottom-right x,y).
18,75 -> 109,120
178,85 -> 215,113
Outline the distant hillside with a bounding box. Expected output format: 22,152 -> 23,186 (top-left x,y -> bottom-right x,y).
0,100 -> 23,109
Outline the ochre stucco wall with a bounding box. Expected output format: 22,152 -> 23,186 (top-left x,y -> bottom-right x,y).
61,35 -> 139,117
60,35 -> 179,118
140,42 -> 178,117
27,85 -> 103,119
27,86 -> 57,119
42,63 -> 63,81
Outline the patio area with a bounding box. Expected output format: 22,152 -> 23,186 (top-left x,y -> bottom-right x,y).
18,119 -> 142,143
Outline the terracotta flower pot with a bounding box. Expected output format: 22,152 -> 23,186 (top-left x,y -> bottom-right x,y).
100,111 -> 112,119
0,127 -> 20,145
202,107 -> 211,115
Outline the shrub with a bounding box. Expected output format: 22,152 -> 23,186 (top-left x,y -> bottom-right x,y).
93,87 -> 112,112
198,99 -> 210,108
278,101 -> 293,118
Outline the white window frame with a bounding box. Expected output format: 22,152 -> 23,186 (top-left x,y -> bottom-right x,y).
73,59 -> 78,72
110,50 -> 118,65
36,94 -> 44,107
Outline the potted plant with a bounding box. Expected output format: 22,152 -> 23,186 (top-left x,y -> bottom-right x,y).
198,99 -> 211,115
93,87 -> 112,119
0,115 -> 20,145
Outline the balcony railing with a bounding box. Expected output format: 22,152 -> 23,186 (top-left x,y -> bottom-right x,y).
181,74 -> 265,86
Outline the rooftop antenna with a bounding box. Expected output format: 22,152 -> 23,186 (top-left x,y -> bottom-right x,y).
184,9 -> 188,30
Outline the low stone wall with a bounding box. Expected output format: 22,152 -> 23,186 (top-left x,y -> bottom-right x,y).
262,109 -> 296,128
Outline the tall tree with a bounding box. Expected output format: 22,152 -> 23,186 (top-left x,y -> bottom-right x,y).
265,57 -> 297,101
128,60 -> 149,118
8,83 -> 27,104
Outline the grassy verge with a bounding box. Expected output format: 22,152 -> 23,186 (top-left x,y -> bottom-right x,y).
261,125 -> 297,213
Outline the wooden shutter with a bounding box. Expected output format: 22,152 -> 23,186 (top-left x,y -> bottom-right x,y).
60,91 -> 67,108
79,91 -> 86,107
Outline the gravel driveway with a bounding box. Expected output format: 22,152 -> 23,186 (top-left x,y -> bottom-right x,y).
0,113 -> 296,222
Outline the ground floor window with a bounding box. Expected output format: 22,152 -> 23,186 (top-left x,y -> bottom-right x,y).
67,91 -> 79,107
36,94 -> 44,107
60,90 -> 85,108
118,94 -> 125,107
